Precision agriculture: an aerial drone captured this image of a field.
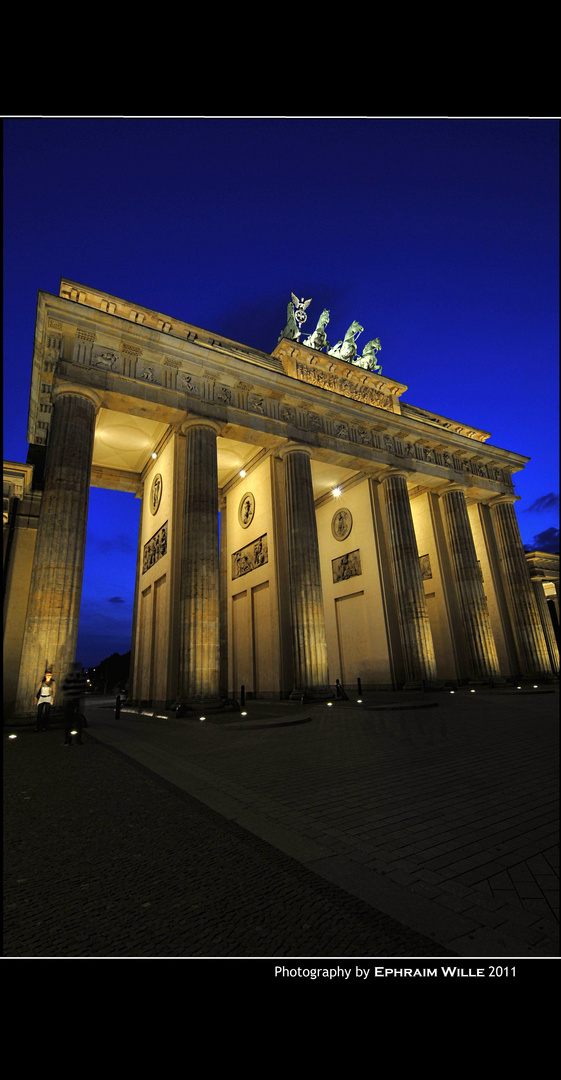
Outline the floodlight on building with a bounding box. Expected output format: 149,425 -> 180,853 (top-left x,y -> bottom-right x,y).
151,451 -> 158,459
240,469 -> 246,478
332,487 -> 342,497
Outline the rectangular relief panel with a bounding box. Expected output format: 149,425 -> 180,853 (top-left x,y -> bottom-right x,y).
232,534 -> 268,579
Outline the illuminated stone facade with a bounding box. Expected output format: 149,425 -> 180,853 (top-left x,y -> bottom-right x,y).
3,280 -> 559,714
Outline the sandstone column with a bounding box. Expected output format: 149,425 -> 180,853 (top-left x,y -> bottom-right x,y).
379,470 -> 438,686
440,485 -> 502,681
14,385 -> 100,715
530,576 -> 560,674
280,444 -> 329,698
178,418 -> 222,703
489,496 -> 553,678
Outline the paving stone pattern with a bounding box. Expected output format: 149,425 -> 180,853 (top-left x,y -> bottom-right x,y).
4,687 -> 558,959
3,728 -> 450,959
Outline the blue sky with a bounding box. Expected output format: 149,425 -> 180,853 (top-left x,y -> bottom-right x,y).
3,117 -> 559,666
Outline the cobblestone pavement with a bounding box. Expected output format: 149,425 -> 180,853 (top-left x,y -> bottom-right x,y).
4,686 -> 558,959
3,724 -> 451,959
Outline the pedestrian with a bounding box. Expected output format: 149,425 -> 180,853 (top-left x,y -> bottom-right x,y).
34,669 -> 55,730
61,663 -> 88,745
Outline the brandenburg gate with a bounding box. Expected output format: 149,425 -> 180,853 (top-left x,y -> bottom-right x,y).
4,281 -> 559,714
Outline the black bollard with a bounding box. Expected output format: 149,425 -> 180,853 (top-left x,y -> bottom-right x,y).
357,677 -> 362,697
115,694 -> 121,719
241,684 -> 245,708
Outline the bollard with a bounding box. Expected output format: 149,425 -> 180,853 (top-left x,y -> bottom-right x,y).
115,694 -> 121,718
241,684 -> 245,708
357,677 -> 362,697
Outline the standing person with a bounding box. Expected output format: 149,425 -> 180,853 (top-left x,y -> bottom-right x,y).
34,669 -> 55,730
61,663 -> 88,746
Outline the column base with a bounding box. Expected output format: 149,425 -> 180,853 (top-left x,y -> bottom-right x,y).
468,676 -> 507,686
403,680 -> 446,691
289,688 -> 332,703
173,697 -> 236,717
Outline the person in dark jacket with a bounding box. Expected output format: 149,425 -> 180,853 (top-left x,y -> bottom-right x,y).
61,664 -> 88,745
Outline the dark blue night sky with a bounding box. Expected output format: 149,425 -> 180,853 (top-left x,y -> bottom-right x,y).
3,117 -> 559,666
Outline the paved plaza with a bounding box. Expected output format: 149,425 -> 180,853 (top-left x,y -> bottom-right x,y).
3,686 -> 558,959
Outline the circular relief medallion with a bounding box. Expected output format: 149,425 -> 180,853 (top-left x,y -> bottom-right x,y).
331,507 -> 352,541
239,492 -> 255,529
150,473 -> 163,515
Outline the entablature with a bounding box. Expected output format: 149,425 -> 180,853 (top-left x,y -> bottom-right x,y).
27,284 -> 529,505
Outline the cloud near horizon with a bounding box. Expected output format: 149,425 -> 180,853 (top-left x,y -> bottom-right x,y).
524,492 -> 559,514
523,526 -> 560,554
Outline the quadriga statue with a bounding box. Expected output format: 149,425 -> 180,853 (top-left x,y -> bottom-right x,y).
328,321 -> 364,363
304,309 -> 330,352
354,337 -> 382,373
278,300 -> 300,342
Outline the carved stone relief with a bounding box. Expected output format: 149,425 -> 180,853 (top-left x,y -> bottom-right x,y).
91,347 -> 120,371
232,534 -> 268,579
331,508 -> 353,541
150,473 -> 163,516
143,521 -> 167,574
420,554 -> 432,580
177,372 -> 200,396
238,492 -> 255,529
332,549 -> 361,583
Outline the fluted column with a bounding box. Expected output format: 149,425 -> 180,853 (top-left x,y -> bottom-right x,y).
14,385 -> 100,715
281,444 -> 329,697
379,470 -> 438,686
440,486 -> 502,681
530,576 -> 560,674
178,418 -> 222,703
489,496 -> 553,678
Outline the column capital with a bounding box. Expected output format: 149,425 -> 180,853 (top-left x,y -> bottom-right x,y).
438,482 -> 468,498
488,494 -> 520,507
377,467 -> 411,484
180,416 -> 223,437
51,382 -> 101,412
278,441 -> 313,461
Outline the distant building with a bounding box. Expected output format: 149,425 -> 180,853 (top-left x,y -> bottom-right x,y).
3,280 -> 559,715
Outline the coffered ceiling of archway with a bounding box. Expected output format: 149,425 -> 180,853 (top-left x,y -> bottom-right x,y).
92,408 -> 361,497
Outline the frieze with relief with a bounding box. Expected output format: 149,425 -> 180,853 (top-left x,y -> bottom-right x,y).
232,534 -> 268,579
295,361 -> 395,412
143,522 -> 168,574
